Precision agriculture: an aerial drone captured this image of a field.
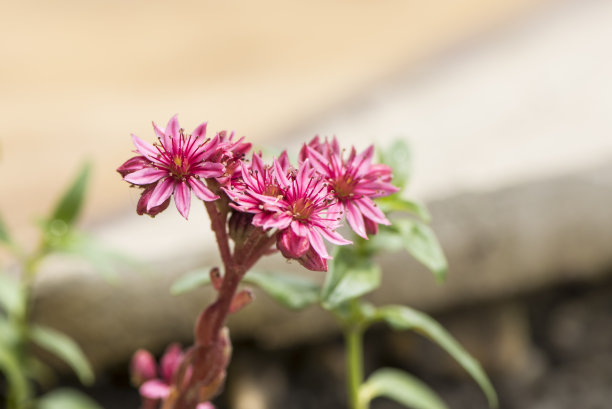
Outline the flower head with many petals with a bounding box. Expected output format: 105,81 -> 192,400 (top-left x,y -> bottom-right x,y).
118,115 -> 225,219
300,137 -> 398,238
228,156 -> 351,270
130,344 -> 215,409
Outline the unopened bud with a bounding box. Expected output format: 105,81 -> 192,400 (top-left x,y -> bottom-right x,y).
277,229 -> 309,259
297,246 -> 328,272
130,349 -> 157,386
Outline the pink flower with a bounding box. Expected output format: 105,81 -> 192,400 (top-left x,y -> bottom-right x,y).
229,156 -> 351,268
212,130 -> 252,187
224,152 -> 291,228
118,115 -> 225,219
300,137 -> 398,239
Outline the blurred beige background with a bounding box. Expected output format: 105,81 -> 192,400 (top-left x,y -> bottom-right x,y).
0,0 -> 543,240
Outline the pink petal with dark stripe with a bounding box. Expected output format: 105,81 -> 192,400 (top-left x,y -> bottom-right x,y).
124,167 -> 167,185
148,178 -> 175,210
188,178 -> 219,202
174,181 -> 191,219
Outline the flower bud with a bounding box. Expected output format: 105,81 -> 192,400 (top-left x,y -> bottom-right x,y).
297,246 -> 328,272
277,229 -> 309,259
130,349 -> 157,386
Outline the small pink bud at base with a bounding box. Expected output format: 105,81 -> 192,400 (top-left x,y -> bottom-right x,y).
297,247 -> 328,272
277,229 -> 309,259
229,289 -> 254,314
130,349 -> 157,386
364,217 -> 379,236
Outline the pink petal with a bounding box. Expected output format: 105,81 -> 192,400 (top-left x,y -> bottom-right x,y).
131,134 -> 159,161
152,121 -> 171,147
356,197 -> 389,225
174,181 -> 191,219
274,158 -> 290,187
193,122 -> 208,139
124,167 -> 167,185
140,379 -> 170,399
307,228 -> 330,259
148,178 -> 175,210
345,200 -> 367,239
188,178 -> 219,202
316,226 -> 352,246
193,162 -> 225,178
165,114 -> 180,139
196,403 -> 215,409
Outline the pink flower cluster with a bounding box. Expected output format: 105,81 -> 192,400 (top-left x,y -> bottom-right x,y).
118,116 -> 398,271
131,344 -> 214,409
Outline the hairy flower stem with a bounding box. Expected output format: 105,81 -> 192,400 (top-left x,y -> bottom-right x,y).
172,202 -> 276,409
345,324 -> 366,409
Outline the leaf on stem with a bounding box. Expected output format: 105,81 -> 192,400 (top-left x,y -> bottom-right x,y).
244,271 -> 320,310
37,388 -> 103,409
320,247 -> 381,310
395,219 -> 447,283
30,325 -> 94,386
377,196 -> 431,223
360,368 -> 448,409
373,305 -> 498,408
48,162 -> 91,228
379,139 -> 412,189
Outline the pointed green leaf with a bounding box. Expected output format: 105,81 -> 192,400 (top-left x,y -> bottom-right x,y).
378,196 -> 431,223
0,273 -> 24,316
30,325 -> 94,385
171,268 -> 211,295
49,163 -> 91,228
321,247 -> 381,310
396,219 -> 447,283
360,368 -> 448,409
379,139 -> 412,188
374,305 -> 498,408
38,388 -> 103,409
0,341 -> 30,406
243,271 -> 320,310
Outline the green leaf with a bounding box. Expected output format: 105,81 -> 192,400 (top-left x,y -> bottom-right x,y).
396,219 -> 447,283
30,325 -> 94,385
373,305 -> 498,408
171,268 -> 211,295
360,368 -> 448,409
0,213 -> 12,245
378,196 -> 431,223
0,273 -> 24,316
49,163 -> 91,228
0,341 -> 30,406
37,388 -> 103,409
321,247 -> 381,310
244,271 -> 320,310
379,139 -> 412,188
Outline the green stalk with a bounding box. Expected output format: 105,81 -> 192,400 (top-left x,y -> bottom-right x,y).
345,324 -> 365,409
